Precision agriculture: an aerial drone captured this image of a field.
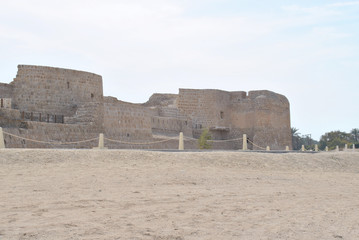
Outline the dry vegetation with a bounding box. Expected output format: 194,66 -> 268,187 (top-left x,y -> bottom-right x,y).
0,149 -> 359,239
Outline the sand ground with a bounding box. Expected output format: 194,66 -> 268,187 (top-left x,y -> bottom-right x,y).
0,149 -> 359,240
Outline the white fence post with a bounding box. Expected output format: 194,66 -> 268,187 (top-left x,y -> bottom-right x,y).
0,127 -> 5,149
266,146 -> 270,151
178,132 -> 184,150
315,144 -> 318,152
99,133 -> 105,149
325,146 -> 328,152
285,146 -> 289,151
301,145 -> 305,151
242,134 -> 247,150
93,133 -> 107,149
344,144 -> 348,151
336,145 -> 339,151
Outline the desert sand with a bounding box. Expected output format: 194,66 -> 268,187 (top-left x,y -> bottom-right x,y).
0,149 -> 359,240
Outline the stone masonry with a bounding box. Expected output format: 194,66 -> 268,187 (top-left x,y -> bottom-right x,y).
0,65 -> 292,150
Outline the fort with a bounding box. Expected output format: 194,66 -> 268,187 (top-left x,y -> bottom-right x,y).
0,65 -> 292,149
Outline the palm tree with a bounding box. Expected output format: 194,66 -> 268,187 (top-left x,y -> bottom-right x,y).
291,127 -> 302,150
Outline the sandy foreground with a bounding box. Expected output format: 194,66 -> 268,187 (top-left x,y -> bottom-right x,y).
0,149 -> 359,240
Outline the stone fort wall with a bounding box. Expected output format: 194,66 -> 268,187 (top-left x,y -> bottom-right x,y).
229,90 -> 292,150
103,97 -> 152,140
151,116 -> 192,137
0,65 -> 292,150
177,89 -> 231,131
3,122 -> 99,148
11,65 -> 104,128
0,83 -> 13,99
176,89 -> 292,150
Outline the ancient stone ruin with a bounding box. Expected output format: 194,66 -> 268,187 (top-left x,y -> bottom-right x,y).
0,65 -> 292,149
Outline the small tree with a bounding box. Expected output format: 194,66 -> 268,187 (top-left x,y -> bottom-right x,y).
351,128 -> 359,143
198,129 -> 212,149
319,131 -> 351,150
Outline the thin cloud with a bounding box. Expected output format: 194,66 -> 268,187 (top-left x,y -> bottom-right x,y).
328,1 -> 359,7
281,5 -> 341,17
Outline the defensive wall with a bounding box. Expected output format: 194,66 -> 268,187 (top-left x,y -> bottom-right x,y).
103,97 -> 152,141
177,89 -> 292,150
0,65 -> 292,150
144,94 -> 193,137
11,65 -> 103,120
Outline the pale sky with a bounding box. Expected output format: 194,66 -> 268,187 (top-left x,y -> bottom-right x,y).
0,0 -> 358,140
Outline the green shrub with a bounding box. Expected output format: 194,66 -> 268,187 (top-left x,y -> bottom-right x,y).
198,129 -> 212,149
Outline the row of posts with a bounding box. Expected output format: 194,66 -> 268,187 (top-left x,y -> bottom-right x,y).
94,133 -> 290,151
302,144 -> 356,152
0,128 -> 356,151
91,133 -> 357,151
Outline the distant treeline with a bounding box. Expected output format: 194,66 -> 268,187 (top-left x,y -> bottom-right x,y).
292,128 -> 359,151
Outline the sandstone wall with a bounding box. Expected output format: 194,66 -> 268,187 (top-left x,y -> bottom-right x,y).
3,122 -> 99,148
177,89 -> 292,149
249,91 -> 292,150
0,108 -> 23,129
151,116 -> 192,137
0,83 -> 13,99
103,97 -> 152,141
144,93 -> 193,137
229,90 -> 291,150
177,89 -> 231,138
143,93 -> 178,107
10,65 -> 104,125
228,98 -> 255,143
0,98 -> 12,109
0,65 -> 292,150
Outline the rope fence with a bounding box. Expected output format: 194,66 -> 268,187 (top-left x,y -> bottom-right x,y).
0,128 -> 261,150
183,136 -> 243,143
183,136 -> 197,141
211,137 -> 243,143
104,137 -> 177,145
0,127 -> 355,152
2,130 -> 99,145
247,139 -> 267,150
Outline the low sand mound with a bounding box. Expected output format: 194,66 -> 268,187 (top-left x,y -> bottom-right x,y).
1,149 -> 358,173
0,150 -> 358,239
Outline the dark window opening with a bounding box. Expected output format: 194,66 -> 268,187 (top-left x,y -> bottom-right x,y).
220,111 -> 224,119
67,82 -> 70,89
91,93 -> 94,99
127,133 -> 130,137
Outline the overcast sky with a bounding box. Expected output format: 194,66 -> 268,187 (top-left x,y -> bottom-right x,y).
0,0 -> 358,140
